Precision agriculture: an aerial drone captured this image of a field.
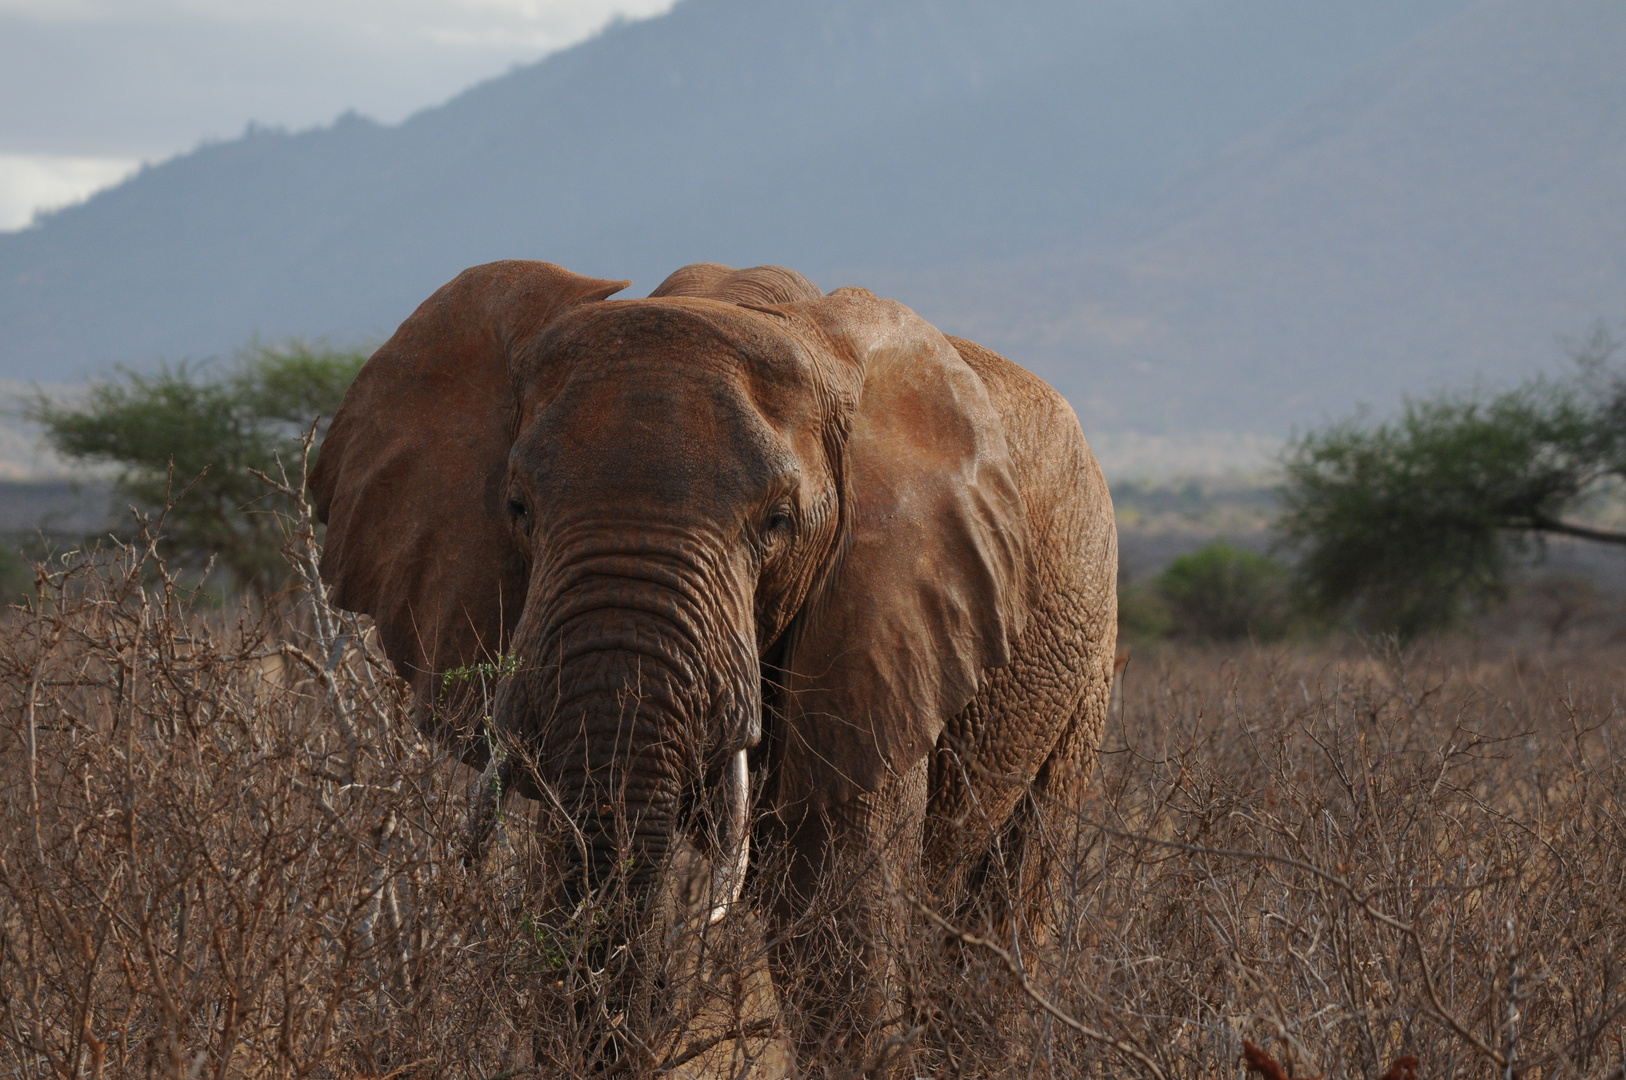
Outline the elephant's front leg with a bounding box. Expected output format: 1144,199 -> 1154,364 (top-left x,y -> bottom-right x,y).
772,758 -> 929,1076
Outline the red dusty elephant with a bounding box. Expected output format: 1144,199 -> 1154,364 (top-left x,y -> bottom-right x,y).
310,260 -> 1117,1070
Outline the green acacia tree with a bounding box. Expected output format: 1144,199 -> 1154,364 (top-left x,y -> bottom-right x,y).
1277,332 -> 1626,638
30,342 -> 368,595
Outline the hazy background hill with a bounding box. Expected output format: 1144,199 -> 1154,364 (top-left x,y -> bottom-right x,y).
3,0 -> 1622,460
900,0 -> 1626,435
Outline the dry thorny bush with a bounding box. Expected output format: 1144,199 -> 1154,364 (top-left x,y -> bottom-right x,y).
2,486 -> 1625,1078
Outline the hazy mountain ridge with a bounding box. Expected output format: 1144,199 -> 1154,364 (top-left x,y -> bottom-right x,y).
904,0 -> 1626,433
6,0 -> 1588,447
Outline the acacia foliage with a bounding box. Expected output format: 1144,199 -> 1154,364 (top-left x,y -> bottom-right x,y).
1277,330 -> 1626,638
29,341 -> 366,594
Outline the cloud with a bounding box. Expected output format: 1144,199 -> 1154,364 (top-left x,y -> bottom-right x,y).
0,0 -> 675,43
0,153 -> 140,231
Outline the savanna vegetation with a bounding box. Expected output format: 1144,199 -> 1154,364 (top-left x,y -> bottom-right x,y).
1119,327 -> 1626,644
1277,328 -> 1626,638
2,478 -> 1622,1077
3,335 -> 1625,1076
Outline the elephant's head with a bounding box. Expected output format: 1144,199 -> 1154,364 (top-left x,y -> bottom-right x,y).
311,260 -> 1029,915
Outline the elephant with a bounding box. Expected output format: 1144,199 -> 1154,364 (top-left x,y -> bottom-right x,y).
310,259 -> 1117,1072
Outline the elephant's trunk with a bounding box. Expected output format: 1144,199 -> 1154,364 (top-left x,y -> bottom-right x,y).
503,556 -> 757,899
539,635 -> 696,891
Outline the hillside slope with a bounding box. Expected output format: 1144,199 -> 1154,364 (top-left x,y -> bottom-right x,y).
904,0 -> 1626,434
0,0 -> 1465,390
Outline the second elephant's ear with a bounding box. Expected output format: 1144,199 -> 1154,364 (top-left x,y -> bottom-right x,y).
311,260 -> 628,731
774,288 -> 1030,814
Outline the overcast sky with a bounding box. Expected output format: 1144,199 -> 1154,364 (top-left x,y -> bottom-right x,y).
0,0 -> 676,228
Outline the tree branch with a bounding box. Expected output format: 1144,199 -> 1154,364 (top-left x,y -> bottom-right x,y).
1529,515 -> 1626,545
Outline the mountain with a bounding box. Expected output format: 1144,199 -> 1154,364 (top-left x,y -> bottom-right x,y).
0,0 -> 1470,410
896,0 -> 1626,434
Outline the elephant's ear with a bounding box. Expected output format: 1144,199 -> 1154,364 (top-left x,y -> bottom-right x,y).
774,287 -> 1030,814
650,262 -> 823,306
311,261 -> 628,718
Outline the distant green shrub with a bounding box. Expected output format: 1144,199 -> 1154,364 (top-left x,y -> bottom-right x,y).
1117,578 -> 1173,641
1156,541 -> 1292,641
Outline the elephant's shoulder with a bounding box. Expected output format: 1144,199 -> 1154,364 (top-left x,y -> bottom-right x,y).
945,336 -> 1073,435
943,337 -> 1098,493
944,336 -> 1113,606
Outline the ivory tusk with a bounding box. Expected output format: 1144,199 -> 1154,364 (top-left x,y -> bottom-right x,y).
706,749 -> 751,924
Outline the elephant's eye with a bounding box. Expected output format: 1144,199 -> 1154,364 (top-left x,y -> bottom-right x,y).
761,503 -> 795,546
508,497 -> 531,534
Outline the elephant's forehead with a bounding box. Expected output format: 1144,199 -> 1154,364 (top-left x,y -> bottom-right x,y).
514,388 -> 803,519
526,296 -> 832,435
513,312 -> 828,512
536,297 -> 820,386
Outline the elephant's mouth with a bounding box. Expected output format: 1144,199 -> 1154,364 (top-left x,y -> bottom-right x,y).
706,748 -> 751,925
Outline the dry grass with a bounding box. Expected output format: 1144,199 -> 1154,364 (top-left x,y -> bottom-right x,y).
1002,640 -> 1626,1079
2,502 -> 1624,1077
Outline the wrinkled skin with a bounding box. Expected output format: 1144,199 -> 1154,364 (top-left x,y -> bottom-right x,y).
311,260 -> 1117,1071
